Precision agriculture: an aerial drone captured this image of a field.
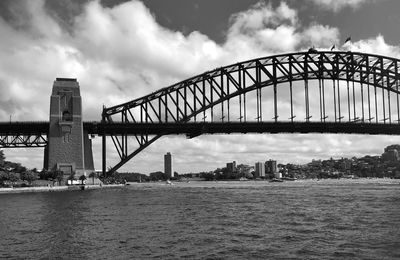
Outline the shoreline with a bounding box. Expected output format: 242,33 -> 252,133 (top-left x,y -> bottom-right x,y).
1,178 -> 398,194
125,178 -> 400,186
0,184 -> 125,194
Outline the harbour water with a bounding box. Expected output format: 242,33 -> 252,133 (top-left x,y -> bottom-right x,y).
0,179 -> 399,259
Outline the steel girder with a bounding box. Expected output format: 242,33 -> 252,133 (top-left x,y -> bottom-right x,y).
101,51 -> 400,174
0,134 -> 47,148
0,122 -> 100,148
0,122 -> 49,148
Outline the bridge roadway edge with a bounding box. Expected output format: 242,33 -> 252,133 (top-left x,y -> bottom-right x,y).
2,121 -> 400,137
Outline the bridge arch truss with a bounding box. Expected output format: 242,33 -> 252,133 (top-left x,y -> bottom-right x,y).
102,51 -> 400,174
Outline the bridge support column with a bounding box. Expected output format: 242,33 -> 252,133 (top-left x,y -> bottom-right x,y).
102,107 -> 106,177
102,133 -> 106,177
45,78 -> 94,184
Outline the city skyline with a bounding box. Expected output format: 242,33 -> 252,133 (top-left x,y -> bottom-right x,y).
2,0 -> 400,173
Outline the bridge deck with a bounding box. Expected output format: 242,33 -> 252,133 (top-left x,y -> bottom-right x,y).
0,122 -> 49,134
2,121 -> 400,136
0,121 -> 100,135
97,122 -> 400,136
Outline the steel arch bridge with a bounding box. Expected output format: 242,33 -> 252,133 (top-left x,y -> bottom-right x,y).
102,51 -> 400,174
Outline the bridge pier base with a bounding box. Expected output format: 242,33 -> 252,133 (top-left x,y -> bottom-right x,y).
45,78 -> 94,184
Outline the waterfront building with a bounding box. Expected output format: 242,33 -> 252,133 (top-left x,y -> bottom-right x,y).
226,161 -> 236,174
237,164 -> 252,175
382,145 -> 400,162
255,162 -> 265,178
265,160 -> 277,174
340,158 -> 352,172
164,152 -> 173,178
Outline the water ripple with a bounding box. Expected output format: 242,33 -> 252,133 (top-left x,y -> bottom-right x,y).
1,179 -> 399,259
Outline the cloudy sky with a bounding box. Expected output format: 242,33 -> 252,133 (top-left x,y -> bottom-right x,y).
1,0 -> 400,174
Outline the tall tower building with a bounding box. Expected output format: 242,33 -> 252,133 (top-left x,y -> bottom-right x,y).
255,162 -> 265,178
44,78 -> 94,182
164,152 -> 173,178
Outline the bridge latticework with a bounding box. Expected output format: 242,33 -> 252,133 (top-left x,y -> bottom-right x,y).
100,51 -> 400,173
0,122 -> 48,148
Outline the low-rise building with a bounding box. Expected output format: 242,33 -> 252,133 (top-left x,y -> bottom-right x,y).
265,160 -> 277,174
226,161 -> 236,174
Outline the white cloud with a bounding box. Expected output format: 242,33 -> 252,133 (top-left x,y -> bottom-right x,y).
300,24 -> 339,49
307,0 -> 373,12
74,0 -> 224,84
0,0 -> 396,173
349,34 -> 400,57
227,2 -> 297,35
223,1 -> 339,60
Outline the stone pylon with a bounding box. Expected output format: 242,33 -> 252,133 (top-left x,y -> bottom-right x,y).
44,78 -> 94,182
